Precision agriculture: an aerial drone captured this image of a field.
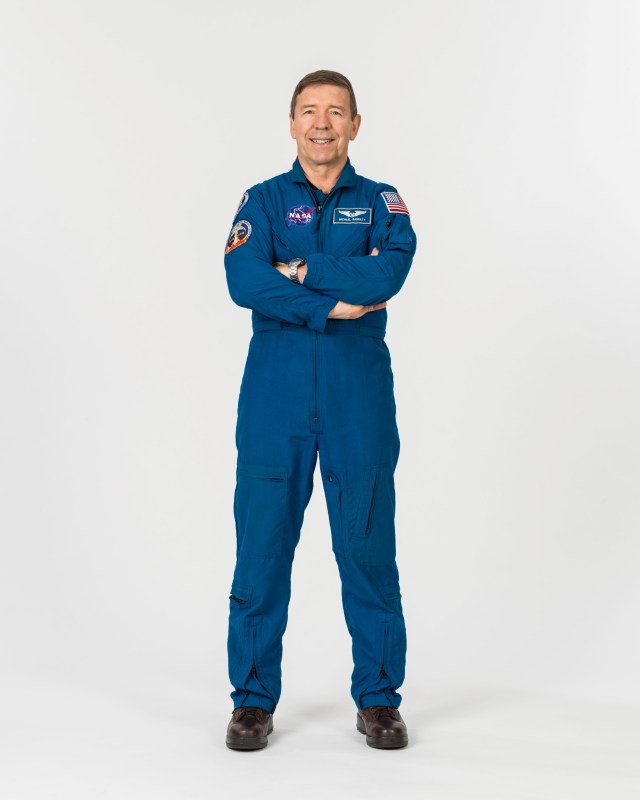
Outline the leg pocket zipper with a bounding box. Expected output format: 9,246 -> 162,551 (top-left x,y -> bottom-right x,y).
364,473 -> 378,536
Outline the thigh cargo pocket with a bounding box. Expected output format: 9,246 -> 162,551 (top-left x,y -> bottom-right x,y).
234,464 -> 288,558
229,579 -> 252,608
348,464 -> 397,564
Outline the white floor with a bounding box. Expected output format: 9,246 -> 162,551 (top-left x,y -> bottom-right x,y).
3,673 -> 639,800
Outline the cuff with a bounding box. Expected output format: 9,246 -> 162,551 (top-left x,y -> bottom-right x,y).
302,253 -> 322,291
308,294 -> 338,333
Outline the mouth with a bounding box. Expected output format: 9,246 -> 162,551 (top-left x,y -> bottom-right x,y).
310,138 -> 334,145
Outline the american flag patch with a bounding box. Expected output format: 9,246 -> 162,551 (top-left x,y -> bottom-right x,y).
381,191 -> 410,215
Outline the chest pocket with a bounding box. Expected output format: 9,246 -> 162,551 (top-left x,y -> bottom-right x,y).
272,226 -> 297,262
271,219 -> 317,262
271,216 -> 372,259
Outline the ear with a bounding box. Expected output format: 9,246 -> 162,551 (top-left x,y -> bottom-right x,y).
289,113 -> 295,139
349,114 -> 362,141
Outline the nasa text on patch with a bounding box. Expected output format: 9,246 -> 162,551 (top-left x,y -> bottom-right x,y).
286,205 -> 314,226
333,208 -> 372,224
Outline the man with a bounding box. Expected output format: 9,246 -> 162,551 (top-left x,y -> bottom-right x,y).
223,70 -> 416,750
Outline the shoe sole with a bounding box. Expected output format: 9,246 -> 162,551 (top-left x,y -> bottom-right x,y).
356,715 -> 409,749
226,722 -> 274,751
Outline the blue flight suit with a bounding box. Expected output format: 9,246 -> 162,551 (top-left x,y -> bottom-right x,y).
224,157 -> 416,713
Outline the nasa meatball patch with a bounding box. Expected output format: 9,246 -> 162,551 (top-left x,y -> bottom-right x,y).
225,220 -> 252,253
286,205 -> 314,226
333,208 -> 372,224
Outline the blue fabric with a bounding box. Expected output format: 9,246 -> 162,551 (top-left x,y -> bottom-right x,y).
224,159 -> 416,712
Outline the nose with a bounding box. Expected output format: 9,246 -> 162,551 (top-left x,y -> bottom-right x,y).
314,110 -> 330,128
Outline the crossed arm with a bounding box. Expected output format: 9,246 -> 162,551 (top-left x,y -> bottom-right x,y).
273,249 -> 386,320
225,189 -> 415,329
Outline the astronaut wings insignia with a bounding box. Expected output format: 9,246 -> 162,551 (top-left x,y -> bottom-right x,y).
333,207 -> 372,224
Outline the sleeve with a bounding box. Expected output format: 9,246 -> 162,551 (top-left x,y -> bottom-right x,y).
224,188 -> 338,333
302,186 -> 417,306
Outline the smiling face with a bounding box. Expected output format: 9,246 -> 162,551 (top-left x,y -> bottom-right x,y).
289,83 -> 361,174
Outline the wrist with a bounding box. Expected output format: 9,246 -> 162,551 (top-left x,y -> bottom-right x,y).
287,258 -> 306,284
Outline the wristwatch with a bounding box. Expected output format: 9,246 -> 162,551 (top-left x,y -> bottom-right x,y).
288,258 -> 306,284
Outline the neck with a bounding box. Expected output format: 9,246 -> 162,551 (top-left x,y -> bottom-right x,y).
298,156 -> 347,195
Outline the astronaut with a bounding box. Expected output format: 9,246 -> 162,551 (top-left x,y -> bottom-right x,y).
223,70 -> 417,750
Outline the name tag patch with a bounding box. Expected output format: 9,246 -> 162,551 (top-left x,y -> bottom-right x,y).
333,208 -> 371,224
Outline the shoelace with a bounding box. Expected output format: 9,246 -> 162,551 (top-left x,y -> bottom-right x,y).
234,707 -> 266,721
369,706 -> 400,720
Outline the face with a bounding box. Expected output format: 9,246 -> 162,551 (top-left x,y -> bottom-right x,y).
290,84 -> 361,171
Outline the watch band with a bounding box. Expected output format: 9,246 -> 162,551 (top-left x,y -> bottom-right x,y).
288,258 -> 305,284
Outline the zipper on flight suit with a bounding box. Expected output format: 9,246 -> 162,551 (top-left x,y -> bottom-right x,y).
308,183 -> 322,427
364,472 -> 378,535
305,180 -> 336,428
306,183 -> 323,217
313,333 -> 318,424
379,621 -> 389,678
273,230 -> 296,257
305,184 -> 320,427
242,620 -> 270,704
306,183 -> 337,253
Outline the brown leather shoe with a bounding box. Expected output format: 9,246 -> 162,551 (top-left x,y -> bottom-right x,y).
356,705 -> 408,749
226,706 -> 274,750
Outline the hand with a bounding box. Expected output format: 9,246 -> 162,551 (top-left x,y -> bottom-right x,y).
328,300 -> 387,319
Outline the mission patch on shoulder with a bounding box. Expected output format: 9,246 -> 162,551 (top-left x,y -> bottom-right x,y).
234,191 -> 249,218
225,220 -> 252,254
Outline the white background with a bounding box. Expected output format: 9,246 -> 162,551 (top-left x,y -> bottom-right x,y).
1,0 -> 639,798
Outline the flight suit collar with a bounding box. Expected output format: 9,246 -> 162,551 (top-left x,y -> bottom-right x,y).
291,157 -> 357,190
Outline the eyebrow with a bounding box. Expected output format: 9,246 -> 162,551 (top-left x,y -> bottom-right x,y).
300,103 -> 346,111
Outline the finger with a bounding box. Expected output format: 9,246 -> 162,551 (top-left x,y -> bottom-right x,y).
362,301 -> 387,315
370,248 -> 379,256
